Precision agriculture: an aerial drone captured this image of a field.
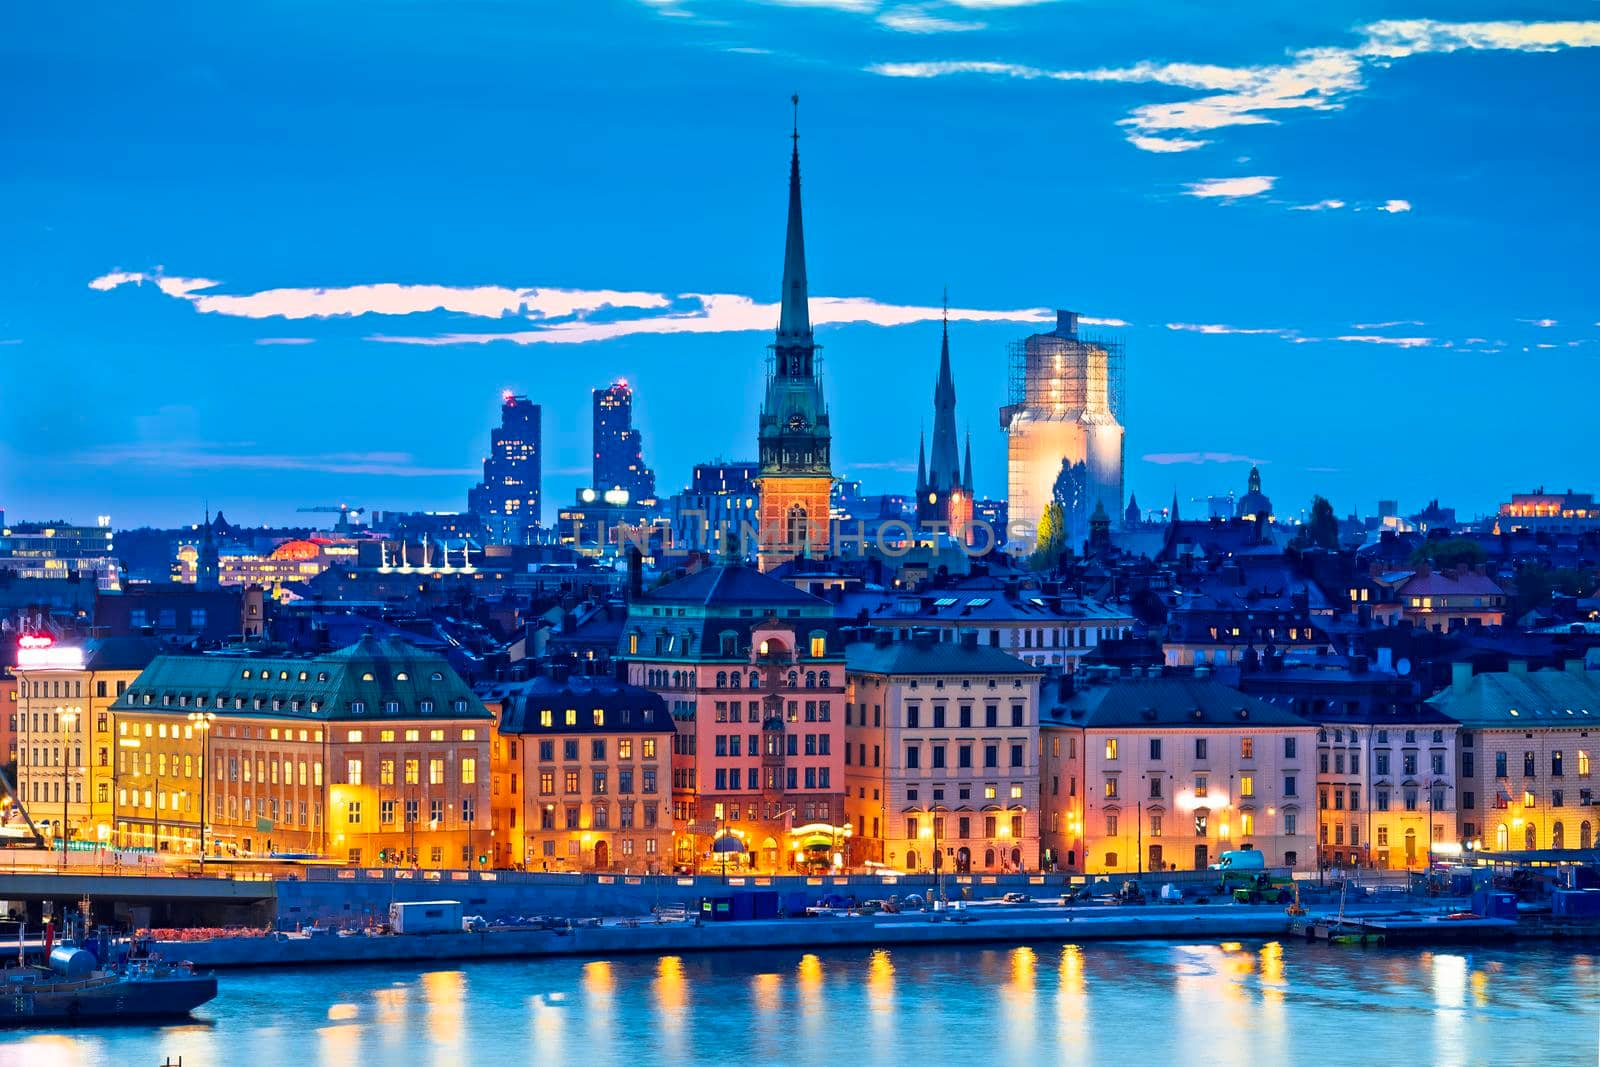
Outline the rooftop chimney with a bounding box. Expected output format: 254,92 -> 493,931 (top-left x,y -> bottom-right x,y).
1055,310 -> 1079,338
626,545 -> 643,603
1451,661 -> 1473,689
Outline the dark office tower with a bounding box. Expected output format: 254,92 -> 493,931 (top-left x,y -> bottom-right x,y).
468,391 -> 542,544
592,379 -> 657,504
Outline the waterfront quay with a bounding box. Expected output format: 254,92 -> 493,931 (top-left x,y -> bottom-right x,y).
7,862 -> 1593,970
0,859 -> 1377,929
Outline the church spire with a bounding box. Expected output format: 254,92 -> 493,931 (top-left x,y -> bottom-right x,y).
962,429 -> 974,493
916,429 -> 927,492
926,287 -> 961,493
776,93 -> 811,347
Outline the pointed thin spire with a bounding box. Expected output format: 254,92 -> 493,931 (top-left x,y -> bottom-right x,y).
916,426 -> 927,492
927,287 -> 960,492
1171,488 -> 1180,523
777,93 -> 811,345
962,429 -> 974,493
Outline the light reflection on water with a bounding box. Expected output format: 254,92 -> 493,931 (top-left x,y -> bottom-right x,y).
2,941 -> 1593,1067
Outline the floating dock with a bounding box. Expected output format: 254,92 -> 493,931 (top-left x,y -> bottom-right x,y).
1295,914 -> 1517,945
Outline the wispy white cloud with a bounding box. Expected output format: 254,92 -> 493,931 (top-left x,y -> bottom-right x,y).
1183,175 -> 1275,200
877,5 -> 984,32
254,337 -> 316,346
1352,320 -> 1424,329
1128,135 -> 1210,153
74,444 -> 475,478
1143,451 -> 1269,466
1291,199 -> 1346,211
1331,334 -> 1434,348
90,270 -> 668,321
91,267 -> 1120,345
1377,199 -> 1412,213
868,19 -> 1600,153
371,294 -> 1080,346
1166,321 -> 1293,337
1517,317 -> 1558,327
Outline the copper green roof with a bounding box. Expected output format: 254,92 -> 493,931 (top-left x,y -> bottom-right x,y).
110,633 -> 490,722
1427,666 -> 1600,730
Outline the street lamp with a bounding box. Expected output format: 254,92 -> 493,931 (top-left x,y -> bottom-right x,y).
187,712 -> 215,871
58,707 -> 79,869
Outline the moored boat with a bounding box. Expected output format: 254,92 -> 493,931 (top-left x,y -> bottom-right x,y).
1,947 -> 218,1026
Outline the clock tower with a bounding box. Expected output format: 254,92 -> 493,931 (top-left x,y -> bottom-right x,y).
757,99 -> 833,571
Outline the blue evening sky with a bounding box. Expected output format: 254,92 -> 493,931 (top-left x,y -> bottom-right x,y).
1,2 -> 1595,529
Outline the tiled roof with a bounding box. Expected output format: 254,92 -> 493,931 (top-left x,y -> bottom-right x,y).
1427,666 -> 1600,729
646,564 -> 825,608
845,638 -> 1044,677
1396,571 -> 1505,597
491,675 -> 673,735
111,634 -> 490,722
1045,676 -> 1310,729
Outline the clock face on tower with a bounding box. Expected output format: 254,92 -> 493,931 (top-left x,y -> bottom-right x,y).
787,412 -> 809,432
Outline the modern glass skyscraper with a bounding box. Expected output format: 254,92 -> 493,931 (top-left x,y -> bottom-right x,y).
592,379 -> 657,504
468,391 -> 541,544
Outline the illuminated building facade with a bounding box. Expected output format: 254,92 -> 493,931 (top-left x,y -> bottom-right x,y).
469,391 -> 542,544
914,311 -> 975,543
0,518 -> 120,591
1430,660 -> 1599,857
13,636 -> 162,849
1496,488 -> 1600,533
174,537 -> 355,594
1041,675 -> 1318,873
756,114 -> 832,571
110,635 -> 491,865
1387,569 -> 1507,631
621,563 -> 848,871
1001,311 -> 1125,553
844,633 -> 1044,874
486,672 -> 674,872
593,380 -> 657,505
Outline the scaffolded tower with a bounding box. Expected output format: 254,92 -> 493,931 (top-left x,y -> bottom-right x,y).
1000,310 -> 1126,552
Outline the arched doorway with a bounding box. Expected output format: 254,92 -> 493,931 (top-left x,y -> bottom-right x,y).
932,848 -> 944,870
1525,823 -> 1537,851
1583,822 -> 1593,850
984,848 -> 995,869
1403,828 -> 1418,866
1553,822 -> 1565,850
1496,823 -> 1509,851
906,848 -> 918,871
955,846 -> 971,873
1011,847 -> 1022,870
594,840 -> 609,870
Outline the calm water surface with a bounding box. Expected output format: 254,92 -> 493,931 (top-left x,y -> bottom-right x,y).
4,941 -> 1595,1067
